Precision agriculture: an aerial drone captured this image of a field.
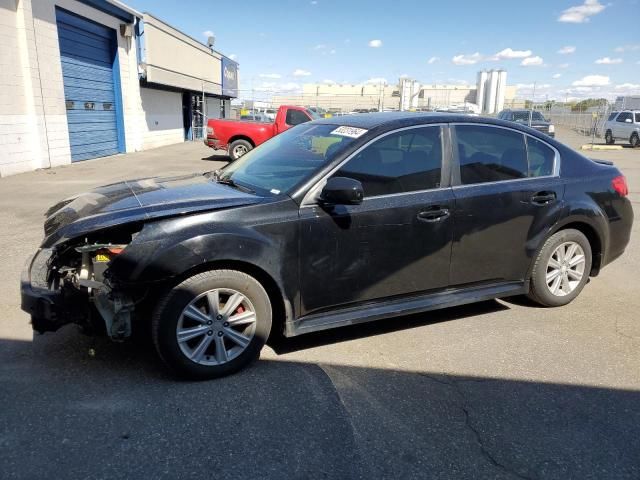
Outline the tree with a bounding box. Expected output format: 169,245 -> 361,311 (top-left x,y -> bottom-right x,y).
571,98 -> 609,112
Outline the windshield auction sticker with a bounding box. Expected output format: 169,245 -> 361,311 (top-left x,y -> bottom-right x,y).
330,126 -> 368,138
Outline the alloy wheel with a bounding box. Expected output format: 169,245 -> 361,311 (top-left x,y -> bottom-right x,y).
176,288 -> 257,365
233,145 -> 248,158
545,241 -> 586,297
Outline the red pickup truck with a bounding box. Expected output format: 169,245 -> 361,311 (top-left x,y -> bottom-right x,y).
205,105 -> 318,160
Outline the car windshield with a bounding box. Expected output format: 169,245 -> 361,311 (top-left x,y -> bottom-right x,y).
217,123 -> 359,195
513,111 -> 545,122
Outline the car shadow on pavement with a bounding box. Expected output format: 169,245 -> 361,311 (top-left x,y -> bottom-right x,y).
269,300 -> 509,354
1,333 -> 639,479
201,153 -> 232,162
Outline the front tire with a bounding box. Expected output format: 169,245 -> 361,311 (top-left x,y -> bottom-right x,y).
630,133 -> 640,148
527,229 -> 592,307
152,269 -> 272,380
605,130 -> 614,145
229,139 -> 253,161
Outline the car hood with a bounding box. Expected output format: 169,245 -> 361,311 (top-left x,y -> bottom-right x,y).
42,173 -> 262,246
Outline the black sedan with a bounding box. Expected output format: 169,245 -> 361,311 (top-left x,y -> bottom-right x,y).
21,113 -> 633,379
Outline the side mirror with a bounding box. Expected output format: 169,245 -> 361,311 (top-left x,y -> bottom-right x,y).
625,118 -> 632,123
319,177 -> 364,205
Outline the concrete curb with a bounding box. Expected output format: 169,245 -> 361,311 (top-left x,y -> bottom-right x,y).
580,144 -> 624,151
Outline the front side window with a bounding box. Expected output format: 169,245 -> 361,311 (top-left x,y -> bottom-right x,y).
617,112 -> 632,122
286,109 -> 311,126
455,125 -> 528,184
334,126 -> 443,197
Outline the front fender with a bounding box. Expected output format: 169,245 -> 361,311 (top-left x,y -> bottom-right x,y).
111,226 -> 280,285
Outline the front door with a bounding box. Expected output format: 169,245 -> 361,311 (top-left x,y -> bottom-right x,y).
449,124 -> 564,286
299,125 -> 454,316
613,112 -> 632,140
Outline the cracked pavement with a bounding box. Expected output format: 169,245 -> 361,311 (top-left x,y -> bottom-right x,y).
1,129 -> 639,479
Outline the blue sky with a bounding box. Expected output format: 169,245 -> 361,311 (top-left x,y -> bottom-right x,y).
126,0 -> 639,100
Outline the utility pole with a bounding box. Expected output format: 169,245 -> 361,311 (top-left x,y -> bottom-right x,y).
528,81 -> 537,127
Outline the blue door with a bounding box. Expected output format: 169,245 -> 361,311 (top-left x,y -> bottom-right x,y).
56,9 -> 124,162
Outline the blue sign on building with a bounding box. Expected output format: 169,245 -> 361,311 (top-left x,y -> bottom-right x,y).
221,57 -> 238,98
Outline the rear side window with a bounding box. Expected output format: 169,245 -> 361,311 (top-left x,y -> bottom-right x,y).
608,112 -> 619,121
335,126 -> 443,197
286,109 -> 311,126
455,125 -> 528,184
527,137 -> 555,177
635,113 -> 640,123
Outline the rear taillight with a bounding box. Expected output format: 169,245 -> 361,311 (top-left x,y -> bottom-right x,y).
612,175 -> 628,197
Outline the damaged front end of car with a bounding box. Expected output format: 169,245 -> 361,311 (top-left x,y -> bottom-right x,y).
22,224 -> 144,341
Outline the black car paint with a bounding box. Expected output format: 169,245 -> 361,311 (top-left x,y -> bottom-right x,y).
24,113 -> 633,337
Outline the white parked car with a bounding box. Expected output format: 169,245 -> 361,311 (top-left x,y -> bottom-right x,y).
603,111 -> 640,147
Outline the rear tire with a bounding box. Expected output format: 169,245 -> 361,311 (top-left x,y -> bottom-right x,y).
527,229 -> 592,307
605,130 -> 614,145
630,133 -> 640,148
152,269 -> 272,380
229,139 -> 253,161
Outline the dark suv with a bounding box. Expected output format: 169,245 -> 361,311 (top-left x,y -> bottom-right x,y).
498,109 -> 555,137
21,113 -> 632,379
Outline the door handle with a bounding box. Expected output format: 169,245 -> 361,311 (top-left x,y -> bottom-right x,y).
417,207 -> 450,222
530,191 -> 556,205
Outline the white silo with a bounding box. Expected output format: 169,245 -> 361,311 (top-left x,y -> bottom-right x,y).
484,70 -> 499,114
476,71 -> 487,113
495,70 -> 507,113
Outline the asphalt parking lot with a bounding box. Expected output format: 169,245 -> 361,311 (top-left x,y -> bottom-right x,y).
1,128 -> 639,479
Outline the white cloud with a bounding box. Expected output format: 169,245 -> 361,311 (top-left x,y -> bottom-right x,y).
259,73 -> 281,79
557,46 -> 576,54
202,30 -> 214,38
427,56 -> 440,64
452,52 -> 482,65
228,54 -> 237,61
323,79 -> 336,84
615,83 -> 640,91
595,57 -> 623,64
292,69 -> 312,77
521,56 -> 544,66
310,0 -> 317,4
368,39 -> 382,48
314,44 -> 326,50
365,77 -> 388,85
493,48 -> 532,59
572,75 -> 610,86
552,73 -> 562,79
559,63 -> 570,68
615,44 -> 640,52
329,49 -> 336,54
516,83 -> 552,89
558,0 -> 606,23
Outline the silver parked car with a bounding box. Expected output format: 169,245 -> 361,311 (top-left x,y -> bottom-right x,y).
603,111 -> 640,147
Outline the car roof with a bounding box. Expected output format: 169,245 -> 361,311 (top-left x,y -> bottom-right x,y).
314,111 -> 532,130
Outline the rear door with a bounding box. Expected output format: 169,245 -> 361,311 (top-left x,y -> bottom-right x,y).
299,125 -> 454,316
449,124 -> 563,286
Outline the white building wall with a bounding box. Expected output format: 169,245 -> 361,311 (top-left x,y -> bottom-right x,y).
139,87 -> 183,149
0,0 -> 145,177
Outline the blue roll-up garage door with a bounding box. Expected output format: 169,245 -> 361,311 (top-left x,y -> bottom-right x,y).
56,9 -> 123,162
